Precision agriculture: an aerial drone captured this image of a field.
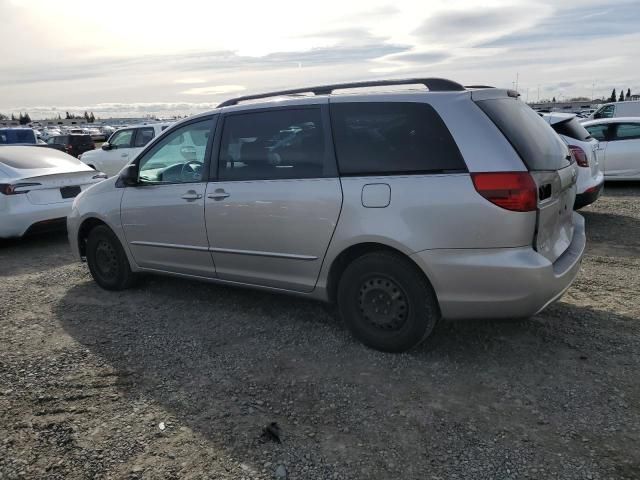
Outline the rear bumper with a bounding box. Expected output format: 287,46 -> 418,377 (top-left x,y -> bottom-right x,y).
410,213 -> 586,320
0,200 -> 73,238
575,180 -> 604,210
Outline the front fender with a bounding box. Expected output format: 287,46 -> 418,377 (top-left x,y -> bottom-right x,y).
67,177 -> 131,266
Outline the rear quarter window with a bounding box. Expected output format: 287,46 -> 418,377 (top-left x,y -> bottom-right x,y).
330,102 -> 466,175
476,98 -> 570,171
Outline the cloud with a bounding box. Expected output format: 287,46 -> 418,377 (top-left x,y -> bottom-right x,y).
180,85 -> 246,95
174,78 -> 207,84
1,0 -> 640,115
480,1 -> 640,47
412,4 -> 550,45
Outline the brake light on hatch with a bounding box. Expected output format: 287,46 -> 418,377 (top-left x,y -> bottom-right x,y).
568,145 -> 588,167
471,172 -> 537,212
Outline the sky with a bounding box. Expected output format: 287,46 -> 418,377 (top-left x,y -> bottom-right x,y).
1,0 -> 639,119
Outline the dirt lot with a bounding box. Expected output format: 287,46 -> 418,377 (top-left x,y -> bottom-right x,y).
1,184 -> 639,480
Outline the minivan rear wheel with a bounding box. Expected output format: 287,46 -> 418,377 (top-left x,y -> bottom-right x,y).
86,225 -> 135,290
337,251 -> 439,352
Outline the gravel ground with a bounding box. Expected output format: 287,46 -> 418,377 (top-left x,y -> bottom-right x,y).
1,183 -> 639,480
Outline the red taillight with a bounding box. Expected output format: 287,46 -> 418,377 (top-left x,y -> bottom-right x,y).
0,182 -> 41,195
471,172 -> 537,212
568,145 -> 588,167
66,144 -> 73,151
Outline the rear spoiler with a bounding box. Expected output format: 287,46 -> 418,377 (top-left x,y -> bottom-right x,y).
470,88 -> 520,101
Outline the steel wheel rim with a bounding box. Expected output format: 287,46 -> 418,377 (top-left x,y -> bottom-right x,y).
95,240 -> 118,279
358,275 -> 408,331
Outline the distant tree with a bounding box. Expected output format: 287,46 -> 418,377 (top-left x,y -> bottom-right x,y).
65,111 -> 71,119
57,113 -> 62,120
0,113 -> 6,120
83,111 -> 89,122
88,112 -> 95,123
18,113 -> 29,125
552,96 -> 556,103
619,90 -> 625,101
626,88 -> 631,100
24,113 -> 31,124
610,89 -> 617,102
10,113 -> 16,121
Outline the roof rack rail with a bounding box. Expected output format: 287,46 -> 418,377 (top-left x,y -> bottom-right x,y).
217,78 -> 465,108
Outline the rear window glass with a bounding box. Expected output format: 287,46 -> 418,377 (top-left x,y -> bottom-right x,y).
551,117 -> 592,142
330,102 -> 465,175
0,148 -> 84,169
69,135 -> 92,145
476,98 -> 570,171
0,129 -> 36,145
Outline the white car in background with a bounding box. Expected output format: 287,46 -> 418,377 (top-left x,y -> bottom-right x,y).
84,127 -> 103,141
78,122 -> 173,176
543,113 -> 604,209
40,128 -> 61,141
582,117 -> 640,180
100,125 -> 116,139
0,146 -> 106,238
588,100 -> 640,120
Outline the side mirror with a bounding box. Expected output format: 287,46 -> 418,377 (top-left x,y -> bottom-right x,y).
119,164 -> 139,186
101,143 -> 113,151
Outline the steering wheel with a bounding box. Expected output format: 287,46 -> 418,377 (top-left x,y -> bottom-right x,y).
180,160 -> 204,181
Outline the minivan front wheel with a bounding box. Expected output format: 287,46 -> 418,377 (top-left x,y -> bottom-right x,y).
337,251 -> 439,352
86,225 -> 135,290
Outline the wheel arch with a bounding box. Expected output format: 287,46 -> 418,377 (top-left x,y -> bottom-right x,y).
77,217 -> 109,258
325,242 -> 438,306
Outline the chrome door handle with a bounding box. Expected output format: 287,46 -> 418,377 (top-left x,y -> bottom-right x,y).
207,191 -> 230,200
121,153 -> 129,157
181,191 -> 203,200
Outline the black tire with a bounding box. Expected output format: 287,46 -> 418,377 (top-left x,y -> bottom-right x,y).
86,225 -> 135,290
337,251 -> 439,353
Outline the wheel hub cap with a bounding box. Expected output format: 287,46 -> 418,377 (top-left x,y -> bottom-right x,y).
358,276 -> 408,331
95,240 -> 118,279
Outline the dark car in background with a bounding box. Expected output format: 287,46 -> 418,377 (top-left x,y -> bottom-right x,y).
46,134 -> 95,158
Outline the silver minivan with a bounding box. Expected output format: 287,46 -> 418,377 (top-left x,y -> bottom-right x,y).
68,79 -> 586,352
